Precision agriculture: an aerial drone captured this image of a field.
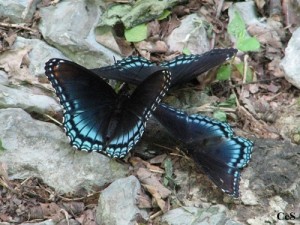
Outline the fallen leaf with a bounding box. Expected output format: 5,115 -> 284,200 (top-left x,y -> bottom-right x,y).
137,167 -> 171,198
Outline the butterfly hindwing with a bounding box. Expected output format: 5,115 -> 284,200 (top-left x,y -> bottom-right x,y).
187,136 -> 253,197
45,59 -> 171,158
153,103 -> 253,197
153,103 -> 234,143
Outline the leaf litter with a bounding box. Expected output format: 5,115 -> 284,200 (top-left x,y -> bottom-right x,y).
1,0 -> 300,224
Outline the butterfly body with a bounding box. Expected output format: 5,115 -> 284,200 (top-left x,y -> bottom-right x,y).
45,59 -> 171,158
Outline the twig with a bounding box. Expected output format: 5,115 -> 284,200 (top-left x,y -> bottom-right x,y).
60,209 -> 70,225
57,191 -> 100,202
192,106 -> 236,113
20,176 -> 32,186
45,114 -> 62,126
152,143 -> 176,152
0,22 -> 38,33
229,77 -> 283,88
150,210 -> 163,220
211,0 -> 225,48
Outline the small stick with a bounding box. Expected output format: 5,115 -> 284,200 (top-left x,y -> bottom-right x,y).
0,22 -> 38,33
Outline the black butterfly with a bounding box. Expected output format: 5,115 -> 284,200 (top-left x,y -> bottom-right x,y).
89,48 -> 252,196
45,59 -> 171,158
154,103 -> 253,197
91,48 -> 237,87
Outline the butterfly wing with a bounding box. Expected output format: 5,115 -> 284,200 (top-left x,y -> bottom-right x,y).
153,103 -> 253,197
91,56 -> 161,85
91,48 -> 237,87
104,70 -> 171,157
187,136 -> 253,197
153,103 -> 234,143
45,59 -> 172,158
45,58 -> 118,153
161,48 -> 238,86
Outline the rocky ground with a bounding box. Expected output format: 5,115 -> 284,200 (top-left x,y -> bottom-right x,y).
0,0 -> 299,225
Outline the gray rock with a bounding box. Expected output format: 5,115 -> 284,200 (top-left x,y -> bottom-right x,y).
166,14 -> 210,54
12,37 -> 69,77
0,71 -> 9,85
280,27 -> 300,89
39,0 -> 119,68
161,205 -> 241,225
96,175 -> 148,225
240,189 -> 259,206
228,1 -> 259,26
248,139 -> 300,198
98,0 -> 180,28
0,84 -> 61,114
0,0 -> 40,23
0,108 -> 128,193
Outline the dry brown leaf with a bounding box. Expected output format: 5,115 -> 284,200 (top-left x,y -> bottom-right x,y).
282,0 -> 300,32
129,156 -> 164,173
267,83 -> 280,93
148,20 -> 161,37
137,191 -> 152,208
4,33 -> 17,48
143,184 -> 168,213
149,154 -> 167,164
249,84 -> 259,94
136,167 -> 171,198
29,203 -> 63,220
79,209 -> 97,225
160,14 -> 181,38
135,40 -> 168,57
62,202 -> 85,216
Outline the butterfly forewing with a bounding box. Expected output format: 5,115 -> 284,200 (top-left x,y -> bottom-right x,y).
91,56 -> 161,85
45,59 -> 118,151
91,48 -> 237,87
161,48 -> 238,86
128,70 -> 171,117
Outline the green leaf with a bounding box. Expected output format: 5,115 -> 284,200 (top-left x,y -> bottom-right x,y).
124,23 -> 148,42
182,47 -> 191,55
218,94 -> 237,107
216,65 -> 232,81
228,10 -> 261,52
0,139 -> 5,152
237,36 -> 260,52
157,9 -> 171,20
235,62 -> 253,82
228,11 -> 246,38
213,110 -> 227,122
